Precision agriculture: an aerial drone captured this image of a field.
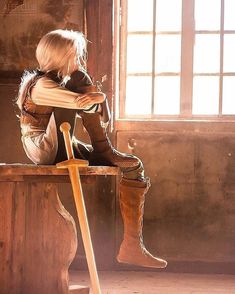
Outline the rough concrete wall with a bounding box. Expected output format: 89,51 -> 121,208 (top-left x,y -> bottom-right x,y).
116,127 -> 235,272
0,0 -> 84,72
0,84 -> 28,163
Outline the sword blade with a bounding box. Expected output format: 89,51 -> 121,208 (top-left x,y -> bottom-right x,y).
68,166 -> 101,294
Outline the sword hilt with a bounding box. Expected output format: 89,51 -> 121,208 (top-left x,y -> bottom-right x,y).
60,122 -> 74,160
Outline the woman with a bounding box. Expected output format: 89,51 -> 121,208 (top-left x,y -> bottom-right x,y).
16,29 -> 167,268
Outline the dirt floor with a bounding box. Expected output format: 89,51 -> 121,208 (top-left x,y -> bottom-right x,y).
69,270 -> 235,294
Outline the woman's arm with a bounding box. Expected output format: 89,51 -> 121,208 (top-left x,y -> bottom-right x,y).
65,70 -> 94,93
64,70 -> 110,121
31,76 -> 105,109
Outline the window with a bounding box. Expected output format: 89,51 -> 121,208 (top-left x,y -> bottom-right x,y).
117,0 -> 235,119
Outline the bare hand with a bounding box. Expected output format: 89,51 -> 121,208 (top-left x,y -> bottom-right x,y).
77,92 -> 106,108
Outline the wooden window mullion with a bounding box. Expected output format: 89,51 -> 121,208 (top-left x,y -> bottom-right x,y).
219,0 -> 225,116
119,0 -> 127,118
180,0 -> 195,117
151,0 -> 157,117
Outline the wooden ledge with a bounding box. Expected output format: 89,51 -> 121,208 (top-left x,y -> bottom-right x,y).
0,163 -> 119,182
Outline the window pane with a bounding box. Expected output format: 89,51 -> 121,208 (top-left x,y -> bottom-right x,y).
193,77 -> 219,115
224,0 -> 235,30
125,76 -> 152,115
154,77 -> 180,115
193,34 -> 220,73
155,35 -> 181,73
195,0 -> 221,30
224,35 -> 235,72
127,0 -> 154,32
155,0 -> 182,31
127,35 -> 153,73
222,77 -> 235,114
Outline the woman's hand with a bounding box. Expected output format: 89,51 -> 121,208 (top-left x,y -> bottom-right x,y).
77,92 -> 106,109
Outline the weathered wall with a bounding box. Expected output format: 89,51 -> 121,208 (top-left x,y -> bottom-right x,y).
116,122 -> 235,273
0,0 -> 84,73
0,0 -> 84,162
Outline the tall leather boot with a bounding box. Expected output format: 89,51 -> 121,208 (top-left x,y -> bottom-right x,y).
117,178 -> 167,268
80,112 -> 140,168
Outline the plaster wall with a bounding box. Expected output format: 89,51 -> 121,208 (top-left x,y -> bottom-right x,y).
116,125 -> 235,273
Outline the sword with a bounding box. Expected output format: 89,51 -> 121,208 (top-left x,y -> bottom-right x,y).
56,122 -> 101,294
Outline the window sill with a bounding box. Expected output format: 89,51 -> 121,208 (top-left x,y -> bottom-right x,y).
115,118 -> 235,133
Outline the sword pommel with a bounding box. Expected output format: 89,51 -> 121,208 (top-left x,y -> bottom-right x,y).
60,122 -> 71,133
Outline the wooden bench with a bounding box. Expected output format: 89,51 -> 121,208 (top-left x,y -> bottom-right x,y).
0,164 -> 119,294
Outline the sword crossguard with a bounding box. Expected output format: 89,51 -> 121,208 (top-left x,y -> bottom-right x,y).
57,122 -> 89,167
56,158 -> 89,169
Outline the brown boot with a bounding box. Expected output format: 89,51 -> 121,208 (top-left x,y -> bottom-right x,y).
117,178 -> 167,268
80,112 -> 140,168
72,136 -> 93,160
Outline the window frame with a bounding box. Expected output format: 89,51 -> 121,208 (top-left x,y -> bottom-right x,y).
116,0 -> 235,121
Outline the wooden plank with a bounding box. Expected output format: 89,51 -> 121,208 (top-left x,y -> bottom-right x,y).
0,175 -> 101,183
11,182 -> 27,291
0,164 -> 119,178
0,183 -> 14,293
22,182 -> 78,293
0,180 -> 91,293
0,181 -> 80,293
0,175 -> 71,183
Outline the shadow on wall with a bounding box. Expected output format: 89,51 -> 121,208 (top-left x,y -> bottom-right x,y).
0,84 -> 28,163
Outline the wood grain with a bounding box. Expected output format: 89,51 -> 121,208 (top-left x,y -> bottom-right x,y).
0,173 -> 90,293
0,164 -> 119,177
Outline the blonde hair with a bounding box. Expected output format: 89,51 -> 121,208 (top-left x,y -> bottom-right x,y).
16,29 -> 87,110
36,29 -> 87,77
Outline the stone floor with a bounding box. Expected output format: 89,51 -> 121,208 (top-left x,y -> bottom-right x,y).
69,271 -> 235,294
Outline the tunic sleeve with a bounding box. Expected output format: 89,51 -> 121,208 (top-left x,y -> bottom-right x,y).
31,76 -> 85,109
